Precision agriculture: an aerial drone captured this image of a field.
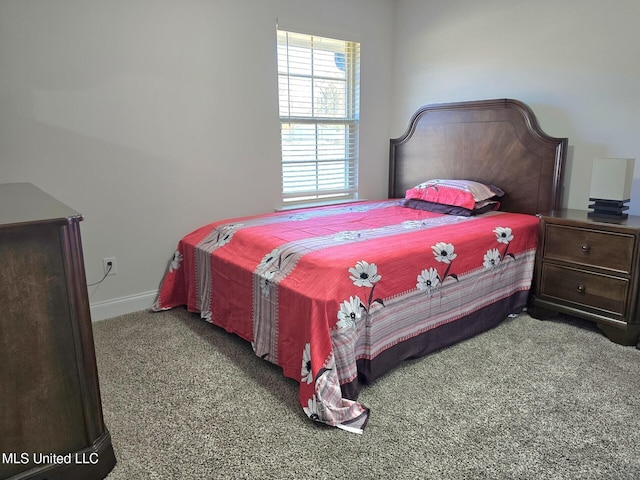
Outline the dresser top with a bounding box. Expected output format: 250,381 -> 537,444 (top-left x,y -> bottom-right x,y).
0,183 -> 83,228
543,208 -> 640,230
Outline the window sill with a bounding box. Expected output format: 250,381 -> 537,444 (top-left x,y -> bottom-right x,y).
276,198 -> 368,212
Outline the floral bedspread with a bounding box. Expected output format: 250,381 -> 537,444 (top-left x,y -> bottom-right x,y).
153,200 -> 539,433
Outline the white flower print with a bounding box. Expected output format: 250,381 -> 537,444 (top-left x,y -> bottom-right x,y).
483,248 -> 501,269
432,242 -> 457,264
259,270 -> 276,297
336,295 -> 363,329
349,260 -> 382,288
169,250 -> 183,272
258,248 -> 283,270
402,220 -> 425,229
494,227 -> 514,244
417,267 -> 440,293
217,224 -> 239,247
417,242 -> 459,291
303,396 -> 321,422
301,343 -> 313,385
203,223 -> 242,248
334,231 -> 364,241
492,226 -> 516,263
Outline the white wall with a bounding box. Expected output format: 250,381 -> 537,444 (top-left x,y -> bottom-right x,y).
392,0 -> 640,214
6,0 -> 636,320
0,0 -> 394,318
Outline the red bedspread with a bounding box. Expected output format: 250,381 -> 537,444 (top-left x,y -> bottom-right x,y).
153,200 -> 539,432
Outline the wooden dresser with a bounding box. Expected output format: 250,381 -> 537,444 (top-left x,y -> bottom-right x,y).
0,183 -> 116,480
530,209 -> 640,346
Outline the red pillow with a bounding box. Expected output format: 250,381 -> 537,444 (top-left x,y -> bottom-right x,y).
404,179 -> 503,210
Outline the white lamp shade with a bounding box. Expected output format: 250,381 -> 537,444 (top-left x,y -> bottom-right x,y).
590,158 -> 635,201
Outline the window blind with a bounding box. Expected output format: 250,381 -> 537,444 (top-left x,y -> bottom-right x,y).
277,29 -> 360,205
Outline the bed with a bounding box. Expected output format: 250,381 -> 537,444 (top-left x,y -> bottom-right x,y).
153,98 -> 567,433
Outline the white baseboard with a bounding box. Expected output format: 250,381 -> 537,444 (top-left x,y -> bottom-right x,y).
90,290 -> 158,322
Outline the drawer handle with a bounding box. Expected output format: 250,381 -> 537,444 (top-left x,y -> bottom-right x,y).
580,244 -> 590,253
576,283 -> 586,293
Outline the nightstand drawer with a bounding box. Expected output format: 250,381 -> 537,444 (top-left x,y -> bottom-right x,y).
539,264 -> 628,316
544,224 -> 635,273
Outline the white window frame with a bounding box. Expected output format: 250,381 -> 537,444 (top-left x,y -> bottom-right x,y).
277,28 -> 360,207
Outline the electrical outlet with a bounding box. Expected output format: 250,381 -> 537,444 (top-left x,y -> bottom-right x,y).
102,257 -> 118,276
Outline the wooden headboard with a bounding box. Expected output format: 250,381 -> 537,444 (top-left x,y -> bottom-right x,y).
389,99 -> 568,215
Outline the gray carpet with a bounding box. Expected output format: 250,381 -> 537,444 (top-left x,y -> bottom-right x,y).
93,308 -> 640,479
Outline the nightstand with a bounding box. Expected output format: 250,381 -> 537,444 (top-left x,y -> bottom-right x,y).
530,209 -> 640,346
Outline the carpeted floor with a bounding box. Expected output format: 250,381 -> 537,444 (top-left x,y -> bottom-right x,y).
93,308 -> 640,479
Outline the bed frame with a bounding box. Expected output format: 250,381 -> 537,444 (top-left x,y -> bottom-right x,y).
389,98 -> 568,215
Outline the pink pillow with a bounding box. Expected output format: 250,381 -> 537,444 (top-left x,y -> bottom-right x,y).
405,179 -> 503,210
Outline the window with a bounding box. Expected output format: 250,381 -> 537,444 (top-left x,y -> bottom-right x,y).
277,28 -> 360,205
